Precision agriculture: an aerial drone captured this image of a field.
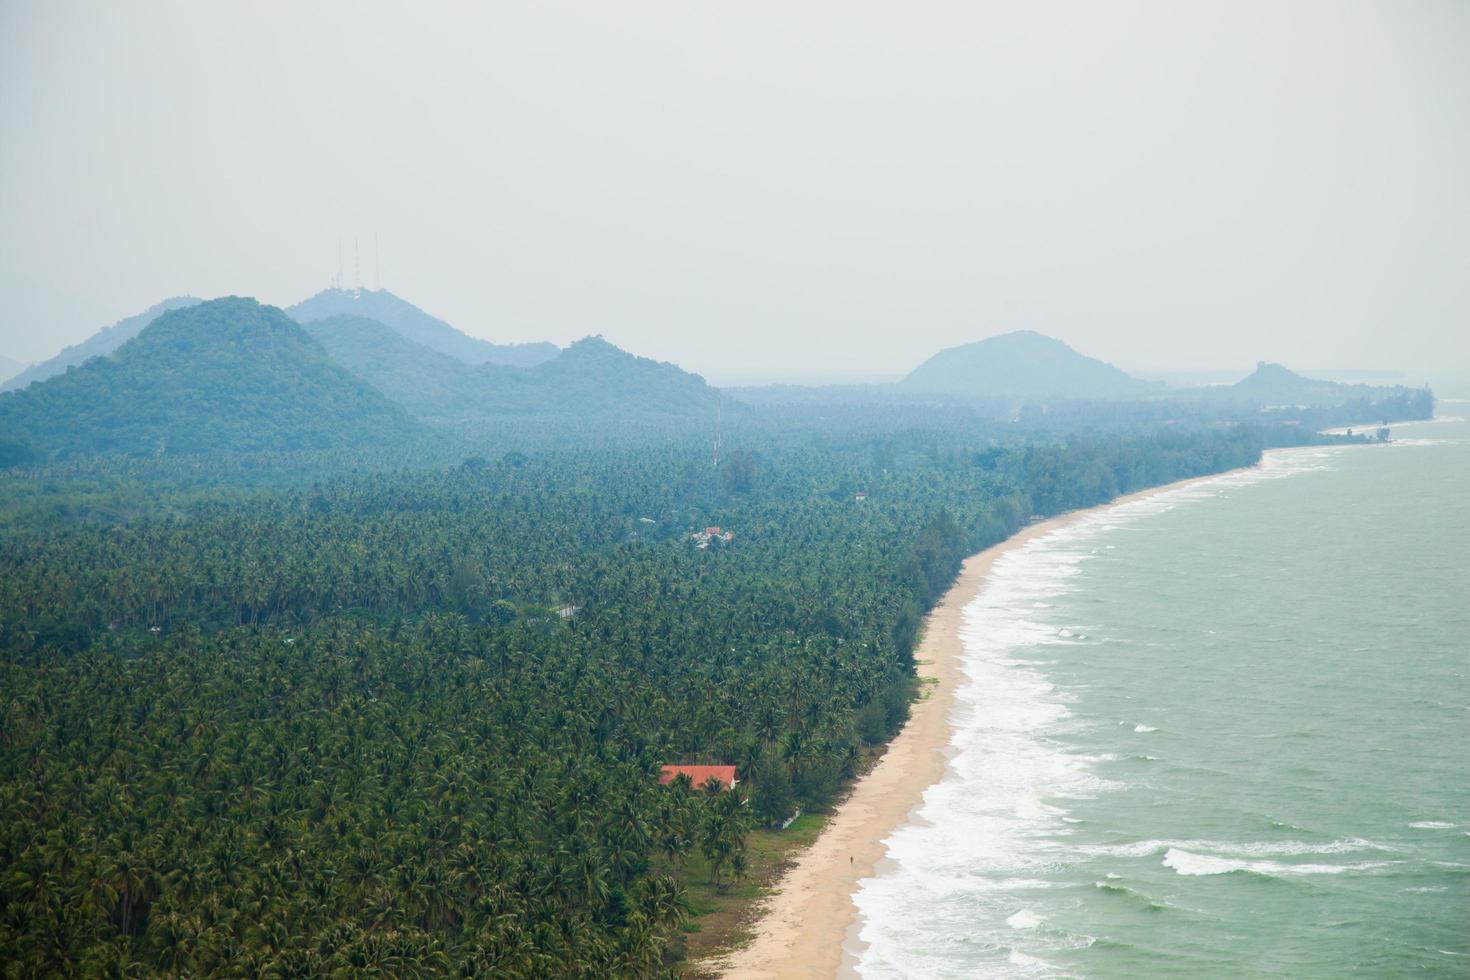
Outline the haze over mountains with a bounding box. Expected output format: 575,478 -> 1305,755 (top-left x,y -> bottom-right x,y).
0,287 -> 1434,462
289,289 -> 558,369
300,314 -> 488,421
900,330 -> 1159,400
731,332 -> 1428,415
1,296 -> 202,393
497,336 -> 720,418
302,314 -> 719,423
1221,361 -> 1407,408
0,355 -> 27,386
0,298 -> 423,458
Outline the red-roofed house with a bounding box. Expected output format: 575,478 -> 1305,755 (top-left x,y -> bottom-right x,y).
659,764 -> 739,790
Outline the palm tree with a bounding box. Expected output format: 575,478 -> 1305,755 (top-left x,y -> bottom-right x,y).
101,850 -> 157,938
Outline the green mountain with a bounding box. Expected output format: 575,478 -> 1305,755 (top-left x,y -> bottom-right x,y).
901,330 -> 1156,400
2,296 -> 202,392
301,314 -> 486,420
288,288 -> 558,368
0,297 -> 425,459
487,336 -> 719,417
303,317 -> 719,422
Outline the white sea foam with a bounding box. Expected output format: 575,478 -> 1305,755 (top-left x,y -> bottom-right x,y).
1007,949 -> 1050,969
852,453 -> 1346,978
1162,848 -> 1390,877
1007,909 -> 1043,929
1133,724 -> 1157,733
1082,837 -> 1388,859
853,526 -> 1115,976
1409,821 -> 1455,829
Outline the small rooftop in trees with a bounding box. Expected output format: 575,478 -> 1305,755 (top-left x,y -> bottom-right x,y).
658,765 -> 738,790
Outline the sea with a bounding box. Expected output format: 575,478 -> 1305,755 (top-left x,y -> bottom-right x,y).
852,404 -> 1470,978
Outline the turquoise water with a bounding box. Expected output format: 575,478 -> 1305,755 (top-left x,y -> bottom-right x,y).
854,406 -> 1470,977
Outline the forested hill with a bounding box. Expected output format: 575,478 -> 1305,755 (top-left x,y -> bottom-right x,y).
300,314 -> 487,420
303,318 -> 722,423
900,330 -> 1157,400
479,335 -> 722,417
0,297 -> 426,459
288,288 -> 558,368
1,296 -> 201,393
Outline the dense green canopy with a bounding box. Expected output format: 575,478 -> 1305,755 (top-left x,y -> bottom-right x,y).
0,424 -> 1264,975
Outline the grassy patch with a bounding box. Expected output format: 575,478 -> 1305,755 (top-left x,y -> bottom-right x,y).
673,745 -> 894,975
673,811 -> 831,976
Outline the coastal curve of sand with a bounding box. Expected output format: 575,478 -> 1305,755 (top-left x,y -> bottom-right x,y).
713,471 -> 1245,980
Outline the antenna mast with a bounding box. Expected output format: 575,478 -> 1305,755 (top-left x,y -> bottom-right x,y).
375,232 -> 380,290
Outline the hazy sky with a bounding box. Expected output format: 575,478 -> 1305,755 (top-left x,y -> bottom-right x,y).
2,1 -> 1466,384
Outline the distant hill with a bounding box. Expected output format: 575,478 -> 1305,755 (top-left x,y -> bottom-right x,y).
488,336 -> 720,417
1147,361 -> 1433,423
303,318 -> 719,422
0,297 -> 425,459
2,296 -> 202,392
901,330 -> 1156,400
288,288 -> 558,368
1224,362 -> 1382,407
301,314 -> 487,420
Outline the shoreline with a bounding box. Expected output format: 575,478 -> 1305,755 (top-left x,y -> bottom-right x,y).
713,467 -> 1254,980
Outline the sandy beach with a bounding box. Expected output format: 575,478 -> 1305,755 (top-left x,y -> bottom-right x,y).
714,471 -> 1241,980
